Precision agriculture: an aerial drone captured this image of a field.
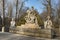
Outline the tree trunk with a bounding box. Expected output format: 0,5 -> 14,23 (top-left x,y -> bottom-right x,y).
16,0 -> 18,19
2,0 -> 5,32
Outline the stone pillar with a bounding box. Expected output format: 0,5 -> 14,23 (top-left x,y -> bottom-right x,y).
46,29 -> 52,38
2,27 -> 4,32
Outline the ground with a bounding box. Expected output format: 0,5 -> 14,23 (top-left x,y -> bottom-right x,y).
0,32 -> 59,40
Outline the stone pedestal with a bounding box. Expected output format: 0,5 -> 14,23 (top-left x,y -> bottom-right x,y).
16,23 -> 40,32
45,29 -> 52,38
39,29 -> 52,38
2,27 -> 4,32
10,8 -> 53,38
16,24 -> 52,38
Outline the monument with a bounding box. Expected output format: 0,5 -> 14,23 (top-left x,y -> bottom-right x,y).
9,18 -> 16,32
16,7 -> 40,35
2,27 -> 4,32
17,7 -> 39,29
10,7 -> 54,38
44,16 -> 53,38
44,16 -> 52,29
24,8 -> 39,27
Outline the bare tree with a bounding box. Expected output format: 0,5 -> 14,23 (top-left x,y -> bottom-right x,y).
16,0 -> 18,19
40,0 -> 52,20
18,0 -> 28,18
18,1 -> 24,18
0,0 -> 3,16
57,0 -> 60,27
3,0 -> 5,26
8,4 -> 13,18
15,0 -> 28,19
42,0 -> 51,16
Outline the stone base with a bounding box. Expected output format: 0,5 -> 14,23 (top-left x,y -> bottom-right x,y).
16,23 -> 40,31
17,23 -> 39,28
16,26 -> 52,38
2,27 -> 4,32
10,23 -> 52,38
16,29 -> 52,38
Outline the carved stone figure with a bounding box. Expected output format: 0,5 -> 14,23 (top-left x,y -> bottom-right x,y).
44,16 -> 52,29
10,18 -> 16,30
25,8 -> 38,24
25,9 -> 31,23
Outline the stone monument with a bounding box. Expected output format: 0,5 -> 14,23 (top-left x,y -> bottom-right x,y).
17,7 -> 39,28
44,16 -> 52,29
11,7 -> 54,38
16,7 -> 40,35
9,18 -> 16,32
44,16 -> 53,38
25,9 -> 38,25
2,27 -> 4,32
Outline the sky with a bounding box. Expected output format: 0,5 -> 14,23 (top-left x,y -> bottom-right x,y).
24,0 -> 58,13
6,0 -> 58,14
25,0 -> 44,13
3,0 -> 58,18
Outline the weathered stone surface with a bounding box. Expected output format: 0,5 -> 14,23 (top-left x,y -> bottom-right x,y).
2,27 -> 4,32
16,26 -> 52,38
0,32 -> 59,40
10,8 -> 53,38
44,16 -> 52,29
